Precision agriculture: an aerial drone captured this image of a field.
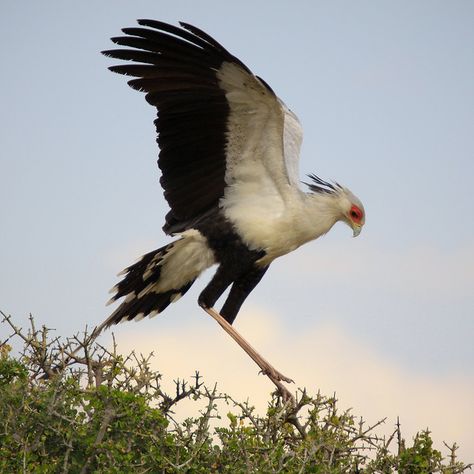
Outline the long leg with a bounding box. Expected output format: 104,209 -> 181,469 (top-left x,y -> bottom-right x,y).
198,265 -> 294,402
201,306 -> 294,403
197,263 -> 234,310
220,266 -> 269,324
222,266 -> 293,383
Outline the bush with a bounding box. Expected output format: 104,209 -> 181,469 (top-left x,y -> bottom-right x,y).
0,311 -> 471,473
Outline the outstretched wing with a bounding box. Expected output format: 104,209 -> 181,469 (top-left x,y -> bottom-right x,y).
103,20 -> 302,234
281,103 -> 303,188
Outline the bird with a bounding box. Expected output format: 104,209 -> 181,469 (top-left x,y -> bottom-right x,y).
100,19 -> 365,400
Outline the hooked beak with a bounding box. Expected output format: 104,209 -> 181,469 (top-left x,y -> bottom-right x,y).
352,224 -> 362,238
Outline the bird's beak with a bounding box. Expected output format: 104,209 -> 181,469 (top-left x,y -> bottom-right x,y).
352,224 -> 362,238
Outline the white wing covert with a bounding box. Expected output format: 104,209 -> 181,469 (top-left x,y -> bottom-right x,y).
103,20 -> 304,235
216,62 -> 293,197
280,102 -> 303,188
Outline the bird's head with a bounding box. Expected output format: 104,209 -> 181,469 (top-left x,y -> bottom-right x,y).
339,189 -> 365,237
306,174 -> 365,237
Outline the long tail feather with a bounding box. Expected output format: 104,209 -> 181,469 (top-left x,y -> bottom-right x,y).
103,230 -> 215,328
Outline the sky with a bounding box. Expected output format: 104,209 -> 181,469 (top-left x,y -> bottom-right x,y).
1,0 -> 473,461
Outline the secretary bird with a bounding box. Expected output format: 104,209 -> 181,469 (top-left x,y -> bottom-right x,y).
100,20 -> 366,400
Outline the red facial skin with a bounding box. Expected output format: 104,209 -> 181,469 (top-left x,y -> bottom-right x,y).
349,204 -> 363,224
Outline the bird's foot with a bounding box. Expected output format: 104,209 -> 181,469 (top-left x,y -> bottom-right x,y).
259,366 -> 295,403
259,367 -> 294,384
271,379 -> 296,404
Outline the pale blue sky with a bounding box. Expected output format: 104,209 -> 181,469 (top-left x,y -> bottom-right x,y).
1,0 -> 473,457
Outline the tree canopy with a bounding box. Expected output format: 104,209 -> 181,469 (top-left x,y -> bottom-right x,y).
0,311 -> 470,473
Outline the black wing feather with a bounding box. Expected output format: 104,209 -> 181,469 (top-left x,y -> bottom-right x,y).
103,21 -> 247,233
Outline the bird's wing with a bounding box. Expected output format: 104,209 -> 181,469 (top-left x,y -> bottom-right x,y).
103,20 -> 302,233
281,103 -> 303,188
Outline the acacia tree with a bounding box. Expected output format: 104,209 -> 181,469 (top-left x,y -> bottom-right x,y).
0,311 -> 470,473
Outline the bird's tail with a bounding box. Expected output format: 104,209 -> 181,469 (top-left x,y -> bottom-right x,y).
103,230 -> 215,328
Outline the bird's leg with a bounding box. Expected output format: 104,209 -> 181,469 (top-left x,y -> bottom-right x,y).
219,266 -> 294,385
198,262 -> 294,401
200,305 -> 295,402
220,266 -> 269,325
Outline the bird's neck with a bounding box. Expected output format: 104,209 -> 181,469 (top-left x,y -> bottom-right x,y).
223,188 -> 344,266
254,191 -> 343,265
301,191 -> 343,240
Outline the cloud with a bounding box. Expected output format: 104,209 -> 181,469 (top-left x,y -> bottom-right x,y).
111,305 -> 474,461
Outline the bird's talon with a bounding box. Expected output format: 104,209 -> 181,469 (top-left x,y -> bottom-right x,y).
281,390 -> 296,405
259,367 -> 293,384
272,384 -> 295,404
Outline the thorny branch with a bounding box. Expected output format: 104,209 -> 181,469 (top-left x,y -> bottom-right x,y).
1,311 -> 471,472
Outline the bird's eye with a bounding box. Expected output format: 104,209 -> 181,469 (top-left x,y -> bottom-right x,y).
349,205 -> 363,223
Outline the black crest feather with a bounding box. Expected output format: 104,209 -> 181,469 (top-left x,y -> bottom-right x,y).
304,174 -> 342,194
